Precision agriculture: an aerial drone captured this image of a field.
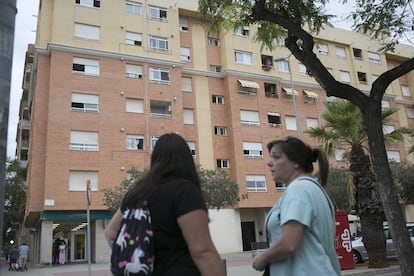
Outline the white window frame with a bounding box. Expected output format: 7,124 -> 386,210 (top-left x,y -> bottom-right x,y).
387,150 -> 401,162
150,136 -> 159,151
71,93 -> 99,112
235,50 -> 252,65
383,124 -> 395,135
187,142 -> 196,157
209,65 -> 221,72
208,37 -> 220,46
217,159 -> 230,169
368,52 -> 380,64
381,100 -> 390,110
126,135 -> 144,150
306,118 -> 318,129
125,1 -> 142,15
75,0 -> 100,8
148,5 -> 167,21
149,67 -> 170,84
246,175 -> 266,192
179,18 -> 189,31
149,36 -> 168,52
240,110 -> 260,126
340,70 -> 351,83
69,171 -> 98,191
407,107 -> 414,119
72,57 -> 99,76
278,60 -> 290,73
74,23 -> 100,41
243,142 -> 263,158
125,64 -> 143,79
401,85 -> 411,97
298,63 -> 309,76
126,98 -> 144,113
180,47 -> 190,62
285,116 -> 297,131
70,130 -> 99,151
214,126 -> 228,136
182,77 -> 192,92
212,95 -> 224,104
317,43 -> 329,55
336,46 -> 346,59
335,148 -> 346,162
234,26 -> 250,37
183,109 -> 194,125
125,31 -> 142,46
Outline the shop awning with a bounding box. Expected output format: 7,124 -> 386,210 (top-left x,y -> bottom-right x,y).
238,79 -> 260,89
282,87 -> 298,95
303,90 -> 319,98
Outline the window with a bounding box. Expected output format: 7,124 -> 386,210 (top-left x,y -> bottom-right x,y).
234,26 -> 250,37
243,142 -> 263,158
407,107 -> 414,119
69,171 -> 98,191
126,1 -> 142,15
208,37 -> 220,46
214,126 -> 228,136
187,142 -> 196,157
357,72 -> 367,84
278,60 -> 290,73
179,18 -> 189,31
335,148 -> 346,162
285,116 -> 297,131
148,5 -> 167,21
267,112 -> 281,127
125,64 -> 143,79
353,48 -> 362,60
238,79 -> 259,95
209,65 -> 221,72
72,57 -> 99,76
387,151 -> 401,162
149,67 -> 170,84
180,47 -> 190,62
317,44 -> 329,55
240,110 -> 260,126
74,23 -> 100,41
298,63 -> 309,76
183,109 -> 194,124
265,83 -> 277,98
235,51 -> 252,65
217,159 -> 230,169
261,55 -> 273,70
126,98 -> 144,113
75,0 -> 100,8
303,90 -> 318,104
381,100 -> 390,110
383,124 -> 395,135
336,46 -> 346,59
126,135 -> 144,150
150,136 -> 159,151
401,85 -> 411,97
368,52 -> 380,64
340,70 -> 351,83
326,96 -> 337,102
212,95 -> 224,104
182,77 -> 192,92
71,93 -> 99,112
70,131 -> 98,151
150,100 -> 171,119
306,118 -> 318,129
125,31 -> 142,46
246,175 -> 266,192
149,36 -> 168,52
372,74 -> 379,82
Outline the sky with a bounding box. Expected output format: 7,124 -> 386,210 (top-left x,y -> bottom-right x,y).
5,0 -> 362,158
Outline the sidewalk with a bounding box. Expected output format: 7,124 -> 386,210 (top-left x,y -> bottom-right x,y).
0,252 -> 401,276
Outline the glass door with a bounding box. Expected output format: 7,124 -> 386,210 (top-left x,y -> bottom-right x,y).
70,231 -> 86,262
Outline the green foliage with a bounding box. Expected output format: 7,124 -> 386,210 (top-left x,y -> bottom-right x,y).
389,161 -> 414,204
102,166 -> 240,211
325,167 -> 353,211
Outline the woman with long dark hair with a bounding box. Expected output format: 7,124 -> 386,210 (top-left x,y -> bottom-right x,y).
105,133 -> 225,276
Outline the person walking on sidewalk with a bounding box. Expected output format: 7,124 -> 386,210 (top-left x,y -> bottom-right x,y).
18,242 -> 29,271
252,137 -> 340,276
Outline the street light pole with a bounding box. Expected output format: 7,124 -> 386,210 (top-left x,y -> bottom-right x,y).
275,55 -> 301,137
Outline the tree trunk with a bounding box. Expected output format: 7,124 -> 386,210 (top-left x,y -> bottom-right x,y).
364,106 -> 414,276
350,146 -> 388,268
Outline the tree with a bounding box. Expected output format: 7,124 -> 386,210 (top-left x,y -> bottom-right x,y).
102,166 -> 240,211
306,101 -> 411,267
2,159 -> 26,251
199,0 -> 414,274
389,161 -> 414,205
325,167 -> 353,212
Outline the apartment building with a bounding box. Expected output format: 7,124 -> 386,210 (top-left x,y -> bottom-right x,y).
16,0 -> 414,264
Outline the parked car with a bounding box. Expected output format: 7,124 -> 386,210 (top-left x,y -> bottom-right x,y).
352,223 -> 414,263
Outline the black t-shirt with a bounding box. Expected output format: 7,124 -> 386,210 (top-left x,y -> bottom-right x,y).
150,178 -> 207,276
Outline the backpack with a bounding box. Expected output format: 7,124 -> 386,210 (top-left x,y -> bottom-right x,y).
110,201 -> 154,276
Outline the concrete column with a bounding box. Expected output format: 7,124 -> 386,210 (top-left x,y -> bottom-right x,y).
40,220 -> 53,265
95,219 -> 110,263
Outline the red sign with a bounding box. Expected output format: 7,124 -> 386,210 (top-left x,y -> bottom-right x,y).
334,211 -> 355,270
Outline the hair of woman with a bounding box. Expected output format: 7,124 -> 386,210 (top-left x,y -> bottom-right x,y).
266,136 -> 329,186
122,133 -> 201,209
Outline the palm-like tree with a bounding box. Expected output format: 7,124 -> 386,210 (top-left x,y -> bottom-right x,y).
306,100 -> 411,267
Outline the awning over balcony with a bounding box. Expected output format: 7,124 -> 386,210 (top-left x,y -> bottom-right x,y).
303,90 -> 319,98
238,79 -> 259,89
282,87 -> 298,95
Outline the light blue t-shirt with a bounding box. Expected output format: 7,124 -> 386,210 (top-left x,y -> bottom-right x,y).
265,176 -> 341,276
